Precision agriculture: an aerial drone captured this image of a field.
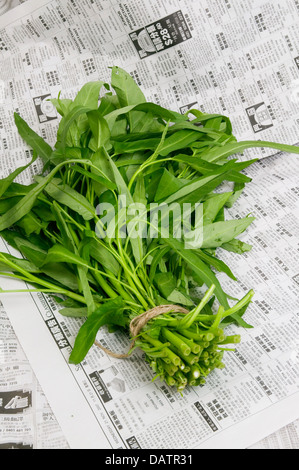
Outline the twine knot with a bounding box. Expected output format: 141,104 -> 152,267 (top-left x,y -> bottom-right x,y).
94,304 -> 189,359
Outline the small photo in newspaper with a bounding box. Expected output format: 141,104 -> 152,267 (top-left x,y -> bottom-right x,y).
0,390 -> 32,414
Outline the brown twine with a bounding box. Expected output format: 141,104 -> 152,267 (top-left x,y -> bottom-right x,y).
94,304 -> 189,359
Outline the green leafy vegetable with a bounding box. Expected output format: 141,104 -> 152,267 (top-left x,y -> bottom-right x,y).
1,67 -> 299,392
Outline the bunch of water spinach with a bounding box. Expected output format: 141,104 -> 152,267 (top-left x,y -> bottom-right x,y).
0,66 -> 298,391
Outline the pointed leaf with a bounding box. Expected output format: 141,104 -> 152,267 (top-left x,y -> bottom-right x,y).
69,297 -> 126,364
202,217 -> 255,248
163,236 -> 229,308
14,113 -> 53,164
0,153 -> 37,198
87,110 -> 111,151
36,177 -> 96,221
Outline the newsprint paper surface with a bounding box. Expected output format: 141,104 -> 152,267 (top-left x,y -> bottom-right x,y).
0,0 -> 298,449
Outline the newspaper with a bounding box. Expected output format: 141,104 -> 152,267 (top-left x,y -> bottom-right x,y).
250,419 -> 299,449
0,302 -> 69,449
0,0 -> 298,450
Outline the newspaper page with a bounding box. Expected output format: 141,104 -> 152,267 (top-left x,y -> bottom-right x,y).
0,0 -> 69,450
0,301 -> 69,449
0,0 -> 298,450
250,419 -> 299,449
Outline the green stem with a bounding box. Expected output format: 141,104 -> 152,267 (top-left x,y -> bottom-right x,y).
162,328 -> 191,356
128,122 -> 170,192
219,335 -> 241,345
172,332 -> 202,355
105,271 -> 134,302
142,334 -> 181,366
221,290 -> 254,319
0,288 -> 66,294
0,254 -> 86,305
175,284 -> 216,330
92,271 -> 118,299
212,305 -> 225,329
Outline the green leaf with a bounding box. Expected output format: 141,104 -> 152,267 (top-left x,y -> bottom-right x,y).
132,175 -> 147,206
57,105 -> 92,149
161,173 -> 230,205
187,109 -> 233,135
72,81 -> 105,109
36,177 -> 96,221
0,253 -> 40,273
55,81 -> 107,147
95,149 -> 145,264
0,182 -> 37,199
14,113 -> 53,164
71,165 -> 117,191
0,196 -> 23,214
221,239 -> 252,254
163,236 -> 230,308
201,217 -> 255,249
201,140 -> 299,163
202,192 -> 233,225
104,102 -> 186,131
173,155 -> 256,183
69,297 -> 126,364
87,110 -> 111,151
16,211 -> 48,236
0,153 -> 37,198
173,155 -> 224,174
161,159 -> 248,206
111,65 -> 146,132
1,228 -> 50,251
164,121 -> 222,139
43,245 -> 89,269
154,272 -> 194,306
3,237 -> 77,290
221,303 -> 254,329
14,239 -> 47,268
51,201 -> 77,252
159,130 -> 200,156
0,158 -> 92,231
48,147 -> 83,166
88,239 -> 120,277
132,112 -> 165,134
111,117 -> 128,138
98,93 -> 118,116
32,201 -> 57,222
225,183 -> 245,208
42,263 -> 79,291
111,66 -> 146,107
149,245 -> 170,283
154,169 -> 188,202
196,250 -> 237,281
113,137 -> 162,154
50,98 -> 73,116
59,307 -> 88,318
